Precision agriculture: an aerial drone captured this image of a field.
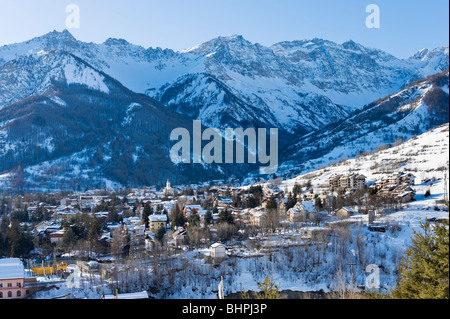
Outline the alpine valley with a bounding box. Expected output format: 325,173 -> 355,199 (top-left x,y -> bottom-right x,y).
0,30 -> 448,192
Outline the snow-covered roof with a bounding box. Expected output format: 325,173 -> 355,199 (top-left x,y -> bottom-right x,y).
0,258 -> 25,280
295,201 -> 317,213
149,214 -> 167,222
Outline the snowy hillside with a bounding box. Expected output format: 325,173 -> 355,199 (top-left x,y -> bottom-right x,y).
281,123 -> 449,198
275,70 -> 449,178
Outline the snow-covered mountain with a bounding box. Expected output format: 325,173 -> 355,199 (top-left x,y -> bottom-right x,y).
0,30 -> 448,191
0,31 -> 447,133
274,69 -> 449,178
0,50 -> 249,192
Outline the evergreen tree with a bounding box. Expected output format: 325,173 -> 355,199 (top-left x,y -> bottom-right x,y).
219,208 -> 234,224
292,183 -> 302,200
171,204 -> 185,228
142,202 -> 153,229
189,211 -> 200,227
391,220 -> 449,299
205,210 -> 213,226
60,227 -> 78,250
155,226 -> 166,243
107,207 -> 120,223
5,221 -> 33,257
242,275 -> 281,299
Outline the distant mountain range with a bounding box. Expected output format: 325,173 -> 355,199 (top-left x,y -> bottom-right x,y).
0,30 -> 448,192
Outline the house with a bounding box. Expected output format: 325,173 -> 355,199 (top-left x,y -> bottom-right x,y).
335,206 -> 358,218
248,207 -> 266,227
214,196 -> 233,207
328,176 -> 340,189
0,258 -> 29,299
144,234 -> 155,251
149,214 -> 168,233
287,208 -> 302,223
182,204 -> 203,219
293,201 -> 317,221
374,172 -> 415,190
48,229 -> 65,245
210,243 -> 227,260
168,228 -> 187,247
395,172 -> 416,186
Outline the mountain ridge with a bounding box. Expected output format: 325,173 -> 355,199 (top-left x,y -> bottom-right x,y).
0,30 -> 448,192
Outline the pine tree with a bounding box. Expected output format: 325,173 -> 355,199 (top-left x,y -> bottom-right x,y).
171,204 -> 185,228
391,220 -> 449,299
142,202 -> 153,229
60,227 -> 78,250
5,221 -> 33,257
241,275 -> 281,299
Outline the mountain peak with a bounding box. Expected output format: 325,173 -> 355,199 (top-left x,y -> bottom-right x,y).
41,29 -> 77,42
342,39 -> 364,51
182,34 -> 251,53
103,37 -> 131,46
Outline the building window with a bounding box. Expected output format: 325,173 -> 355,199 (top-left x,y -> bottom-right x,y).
0,292 -> 3,298
7,283 -> 12,287
8,291 -> 12,298
17,291 -> 21,297
17,282 -> 21,287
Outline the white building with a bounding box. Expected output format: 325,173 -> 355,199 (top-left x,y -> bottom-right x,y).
210,243 -> 227,259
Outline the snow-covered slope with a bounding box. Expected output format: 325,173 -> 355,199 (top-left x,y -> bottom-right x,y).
0,50 -> 110,109
276,70 -> 449,177
281,123 -> 449,194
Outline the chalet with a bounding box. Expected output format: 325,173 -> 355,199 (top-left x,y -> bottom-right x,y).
214,196 -> 233,207
248,207 -> 266,227
392,185 -> 416,203
290,201 -> 317,222
395,172 -> 415,186
328,176 -> 340,189
374,172 -> 415,190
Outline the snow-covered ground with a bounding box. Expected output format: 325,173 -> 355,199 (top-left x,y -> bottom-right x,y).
30,180 -> 448,299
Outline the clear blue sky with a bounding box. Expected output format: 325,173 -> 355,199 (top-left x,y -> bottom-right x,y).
0,0 -> 448,58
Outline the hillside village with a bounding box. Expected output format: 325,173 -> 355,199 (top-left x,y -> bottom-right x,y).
0,123 -> 448,299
